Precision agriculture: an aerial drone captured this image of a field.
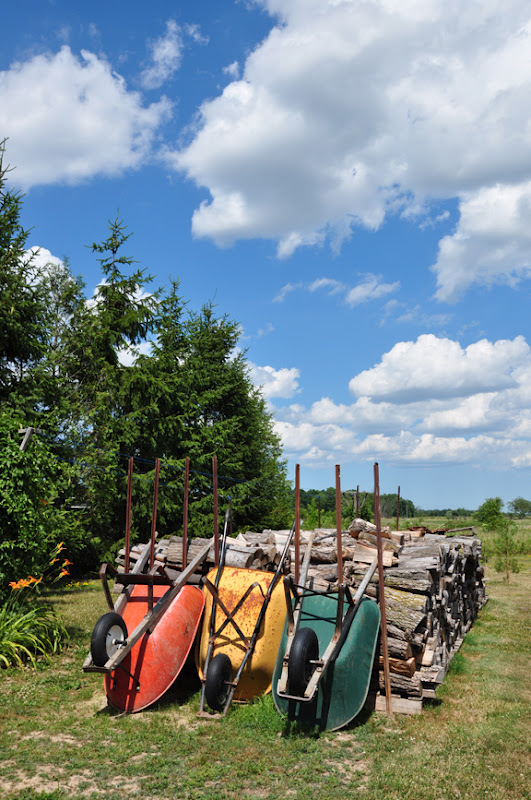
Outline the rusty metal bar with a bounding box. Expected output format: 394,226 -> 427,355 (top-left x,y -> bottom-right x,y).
213,455 -> 219,567
374,462 -> 393,718
149,458 -> 161,571
318,495 -> 321,528
335,465 -> 343,586
183,457 -> 189,569
396,485 -> 401,532
294,464 -> 300,585
356,484 -> 359,517
124,456 -> 133,573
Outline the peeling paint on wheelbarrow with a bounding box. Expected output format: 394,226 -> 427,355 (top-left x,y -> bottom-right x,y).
196,566 -> 287,701
104,583 -> 205,713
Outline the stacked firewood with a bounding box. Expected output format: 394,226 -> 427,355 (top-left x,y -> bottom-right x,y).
347,519 -> 487,710
115,530 -> 288,578
115,519 -> 487,712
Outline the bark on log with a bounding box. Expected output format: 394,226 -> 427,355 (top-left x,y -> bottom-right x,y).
378,671 -> 423,698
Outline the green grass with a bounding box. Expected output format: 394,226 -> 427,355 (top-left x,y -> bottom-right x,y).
0,567 -> 529,800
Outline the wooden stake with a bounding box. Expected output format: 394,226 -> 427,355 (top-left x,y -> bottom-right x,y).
336,465 -> 343,586
124,456 -> 133,573
149,458 -> 161,572
183,457 -> 189,569
213,455 -> 219,567
295,464 -> 300,584
374,462 -> 394,718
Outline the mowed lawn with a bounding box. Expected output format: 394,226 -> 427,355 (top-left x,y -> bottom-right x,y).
0,559 -> 529,799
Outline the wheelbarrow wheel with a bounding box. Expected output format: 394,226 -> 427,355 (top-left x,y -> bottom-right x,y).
205,653 -> 233,711
90,612 -> 127,667
288,627 -> 319,697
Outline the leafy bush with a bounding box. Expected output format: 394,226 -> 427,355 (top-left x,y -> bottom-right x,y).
474,497 -> 504,530
0,408 -> 88,601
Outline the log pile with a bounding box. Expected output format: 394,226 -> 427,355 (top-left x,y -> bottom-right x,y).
348,520 -> 487,709
115,518 -> 487,712
115,530 -> 288,578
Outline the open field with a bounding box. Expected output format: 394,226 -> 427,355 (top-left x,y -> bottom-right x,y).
0,557 -> 529,799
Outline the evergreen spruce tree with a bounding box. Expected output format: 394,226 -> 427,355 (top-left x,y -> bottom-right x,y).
0,140 -> 47,413
63,215 -> 160,553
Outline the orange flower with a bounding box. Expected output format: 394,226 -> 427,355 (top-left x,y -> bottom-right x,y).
59,568 -> 70,578
62,559 -> 73,567
9,578 -> 31,590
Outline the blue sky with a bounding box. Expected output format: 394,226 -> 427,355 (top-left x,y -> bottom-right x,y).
3,0 -> 531,511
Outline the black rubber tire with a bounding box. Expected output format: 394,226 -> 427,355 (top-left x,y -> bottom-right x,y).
288,627 -> 319,697
205,653 -> 233,712
90,611 -> 127,667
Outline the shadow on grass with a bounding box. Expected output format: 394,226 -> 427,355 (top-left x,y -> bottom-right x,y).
93,656 -> 202,716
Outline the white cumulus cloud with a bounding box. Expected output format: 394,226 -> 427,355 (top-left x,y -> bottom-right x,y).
433,182 -> 531,301
267,333 -> 531,471
349,334 -> 529,402
171,0 -> 531,298
249,363 -> 301,399
0,46 -> 170,189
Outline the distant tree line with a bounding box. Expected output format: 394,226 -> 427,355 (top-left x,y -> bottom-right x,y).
418,507 -> 474,518
290,487 -> 416,527
0,141 -> 290,598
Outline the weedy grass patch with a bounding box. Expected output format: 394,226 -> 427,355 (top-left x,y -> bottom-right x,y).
0,568 -> 529,800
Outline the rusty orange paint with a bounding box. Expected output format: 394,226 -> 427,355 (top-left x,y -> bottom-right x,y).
105,584 -> 205,713
196,567 -> 287,700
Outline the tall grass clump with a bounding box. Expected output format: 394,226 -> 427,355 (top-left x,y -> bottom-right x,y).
0,594 -> 66,667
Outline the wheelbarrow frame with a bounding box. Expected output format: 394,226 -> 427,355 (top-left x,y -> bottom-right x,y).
198,515 -> 296,716
275,552 -> 379,702
275,464 -> 379,705
83,456 -> 218,716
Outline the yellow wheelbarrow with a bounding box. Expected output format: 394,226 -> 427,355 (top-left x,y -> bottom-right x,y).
196,511 -> 295,715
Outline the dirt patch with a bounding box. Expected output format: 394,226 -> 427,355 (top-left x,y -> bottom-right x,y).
2,766 -> 103,797
21,730 -> 83,747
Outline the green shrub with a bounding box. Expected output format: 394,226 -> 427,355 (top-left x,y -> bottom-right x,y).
0,408 -> 87,600
0,594 -> 67,667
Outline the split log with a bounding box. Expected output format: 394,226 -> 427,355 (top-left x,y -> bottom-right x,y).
352,542 -> 397,567
378,656 -> 417,678
358,530 -> 400,552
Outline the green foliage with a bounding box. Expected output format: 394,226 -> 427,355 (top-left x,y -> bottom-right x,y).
507,496 -> 531,518
294,487 -> 416,528
0,594 -> 66,668
0,140 -> 47,411
0,166 -> 291,563
0,543 -> 69,667
0,408 -> 86,601
379,493 -> 416,519
122,296 -> 291,538
491,518 -> 521,581
475,496 -> 505,530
